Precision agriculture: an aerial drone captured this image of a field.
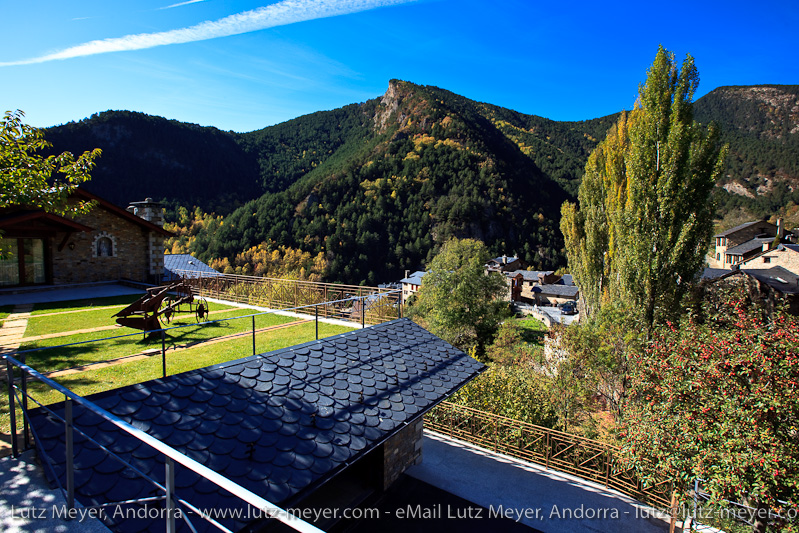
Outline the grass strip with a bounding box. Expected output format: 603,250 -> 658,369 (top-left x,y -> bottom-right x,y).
30,295 -> 144,315
24,300 -> 238,338
17,310 -> 296,374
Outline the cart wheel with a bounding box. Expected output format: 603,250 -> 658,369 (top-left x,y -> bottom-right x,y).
195,298 -> 209,323
160,297 -> 175,324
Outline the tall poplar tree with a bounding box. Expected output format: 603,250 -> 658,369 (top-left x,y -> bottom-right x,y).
561,46 -> 727,326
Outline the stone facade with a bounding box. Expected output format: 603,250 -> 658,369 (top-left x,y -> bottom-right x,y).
739,245 -> 799,274
48,194 -> 167,285
380,415 -> 424,490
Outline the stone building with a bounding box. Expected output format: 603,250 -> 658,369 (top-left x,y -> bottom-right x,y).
708,220 -> 794,269
0,189 -> 171,287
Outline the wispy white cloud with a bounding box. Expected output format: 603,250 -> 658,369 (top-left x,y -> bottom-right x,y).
159,0 -> 207,10
1,0 -> 414,67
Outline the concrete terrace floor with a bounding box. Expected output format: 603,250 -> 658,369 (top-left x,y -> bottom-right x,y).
0,433 -> 671,533
0,282 -> 146,307
406,432 -> 671,533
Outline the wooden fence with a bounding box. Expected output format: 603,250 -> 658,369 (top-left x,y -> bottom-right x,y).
425,401 -> 672,511
171,270 -> 401,326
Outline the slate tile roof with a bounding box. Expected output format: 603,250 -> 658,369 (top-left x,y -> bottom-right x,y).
742,266 -> 799,295
399,270 -> 426,285
28,318 -> 483,533
163,254 -> 221,281
725,237 -> 773,256
532,284 -> 580,298
714,220 -> 771,238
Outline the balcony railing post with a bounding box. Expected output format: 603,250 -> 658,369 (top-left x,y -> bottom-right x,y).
65,396 -> 75,512
252,315 -> 256,356
545,430 -> 551,470
161,330 -> 167,379
22,354 -> 29,450
165,457 -> 176,533
315,305 -> 319,340
6,359 -> 18,458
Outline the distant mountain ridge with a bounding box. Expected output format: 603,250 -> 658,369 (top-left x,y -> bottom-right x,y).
44,81 -> 799,284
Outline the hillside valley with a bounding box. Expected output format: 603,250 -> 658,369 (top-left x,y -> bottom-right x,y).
44,81 -> 799,284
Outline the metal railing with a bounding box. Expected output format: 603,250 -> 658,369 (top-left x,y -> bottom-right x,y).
2,288 -> 405,532
5,289 -> 402,385
4,354 -> 324,533
170,270 -> 401,324
425,401 -> 673,511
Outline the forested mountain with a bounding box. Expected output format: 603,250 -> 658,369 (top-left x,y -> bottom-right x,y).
45,111 -> 261,213
44,82 -> 799,284
196,81 -> 574,284
694,85 -> 799,217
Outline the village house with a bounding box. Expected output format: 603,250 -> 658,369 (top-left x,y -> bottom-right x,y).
708,219 -> 794,269
485,254 -> 525,273
505,270 -> 578,306
400,270 -> 426,304
0,189 -> 171,287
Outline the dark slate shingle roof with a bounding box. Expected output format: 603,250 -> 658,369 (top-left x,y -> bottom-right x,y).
742,267 -> 799,295
701,267 -> 731,280
506,270 -> 553,282
488,255 -> 519,265
163,254 -> 221,281
400,270 -> 426,285
715,220 -> 771,238
533,284 -> 580,298
725,237 -> 772,256
29,319 -> 483,533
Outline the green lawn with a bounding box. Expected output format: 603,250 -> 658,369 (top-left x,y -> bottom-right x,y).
1,321 -> 354,435
516,317 -> 547,345
30,294 -> 144,315
18,309 -> 299,374
0,306 -> 13,321
24,299 -> 238,338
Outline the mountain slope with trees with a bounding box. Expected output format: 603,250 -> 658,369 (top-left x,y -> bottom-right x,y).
198,81 -> 572,284
42,81 -> 799,284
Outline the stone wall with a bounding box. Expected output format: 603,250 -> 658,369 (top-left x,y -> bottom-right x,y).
381,416 -> 424,490
51,206 -> 152,284
740,246 -> 799,274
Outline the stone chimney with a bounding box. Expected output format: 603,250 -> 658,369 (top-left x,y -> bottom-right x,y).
128,197 -> 164,227
128,197 -> 165,282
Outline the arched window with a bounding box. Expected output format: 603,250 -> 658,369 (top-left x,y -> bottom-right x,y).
97,237 -> 113,257
92,232 -> 117,258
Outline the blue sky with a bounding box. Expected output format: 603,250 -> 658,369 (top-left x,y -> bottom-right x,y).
1,0 -> 797,133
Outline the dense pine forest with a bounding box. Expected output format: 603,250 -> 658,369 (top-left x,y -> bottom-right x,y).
45,81 -> 799,285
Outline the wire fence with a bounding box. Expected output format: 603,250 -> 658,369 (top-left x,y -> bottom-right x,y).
171,270 -> 401,325
425,401 -> 673,510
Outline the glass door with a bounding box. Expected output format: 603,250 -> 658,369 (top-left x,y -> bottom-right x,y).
0,239 -> 20,286
23,239 -> 46,284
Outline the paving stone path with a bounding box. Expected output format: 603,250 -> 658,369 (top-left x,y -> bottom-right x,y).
0,304 -> 34,356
